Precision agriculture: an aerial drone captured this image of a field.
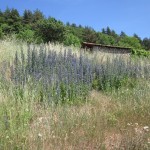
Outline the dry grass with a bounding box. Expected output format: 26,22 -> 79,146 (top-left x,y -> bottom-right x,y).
0,79 -> 150,149
26,91 -> 113,149
90,51 -> 131,64
0,39 -> 27,63
23,90 -> 150,149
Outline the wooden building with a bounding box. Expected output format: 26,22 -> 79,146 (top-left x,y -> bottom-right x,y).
82,42 -> 132,54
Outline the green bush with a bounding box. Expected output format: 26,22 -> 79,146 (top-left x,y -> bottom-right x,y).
63,33 -> 81,47
17,29 -> 35,43
131,49 -> 150,57
1,24 -> 12,34
0,27 -> 4,38
118,36 -> 142,49
17,29 -> 42,43
36,18 -> 65,43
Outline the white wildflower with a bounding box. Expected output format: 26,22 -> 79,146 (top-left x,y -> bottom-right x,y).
143,126 -> 149,132
38,117 -> 43,123
134,128 -> 143,134
127,123 -> 131,126
127,122 -> 132,126
38,133 -> 42,138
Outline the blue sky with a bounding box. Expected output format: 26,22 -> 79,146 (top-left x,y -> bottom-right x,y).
0,0 -> 150,39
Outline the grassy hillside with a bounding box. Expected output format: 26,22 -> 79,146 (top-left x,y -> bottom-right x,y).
0,39 -> 150,150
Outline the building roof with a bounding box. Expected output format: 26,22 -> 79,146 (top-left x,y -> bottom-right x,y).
82,42 -> 132,50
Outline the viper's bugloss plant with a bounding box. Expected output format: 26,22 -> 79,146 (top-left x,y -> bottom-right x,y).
2,44 -> 150,104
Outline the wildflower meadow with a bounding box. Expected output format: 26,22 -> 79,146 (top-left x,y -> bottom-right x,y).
0,39 -> 150,149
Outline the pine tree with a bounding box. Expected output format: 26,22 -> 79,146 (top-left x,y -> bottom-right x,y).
0,10 -> 4,25
23,9 -> 33,24
33,9 -> 44,23
106,26 -> 111,35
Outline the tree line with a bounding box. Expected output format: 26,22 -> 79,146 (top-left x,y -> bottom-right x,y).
0,8 -> 150,51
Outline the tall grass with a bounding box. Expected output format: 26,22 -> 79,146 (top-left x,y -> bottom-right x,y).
0,39 -> 150,149
4,43 -> 150,103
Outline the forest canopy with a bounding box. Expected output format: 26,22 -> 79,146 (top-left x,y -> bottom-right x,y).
0,8 -> 150,51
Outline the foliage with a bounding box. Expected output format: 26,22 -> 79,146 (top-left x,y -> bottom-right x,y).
17,29 -> 35,42
102,26 -> 118,38
17,29 -> 42,43
131,48 -> 150,57
118,36 -> 142,49
133,33 -> 142,44
96,32 -> 116,45
142,38 -> 150,50
32,9 -> 44,23
0,7 -> 149,50
0,27 -> 3,38
63,33 -> 81,47
65,24 -> 84,42
3,8 -> 22,33
36,18 -> 66,42
82,26 -> 97,43
1,23 -> 12,34
22,9 -> 33,24
120,31 -> 127,37
0,10 -> 5,25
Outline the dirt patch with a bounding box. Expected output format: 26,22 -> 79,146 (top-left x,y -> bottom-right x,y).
104,132 -> 122,150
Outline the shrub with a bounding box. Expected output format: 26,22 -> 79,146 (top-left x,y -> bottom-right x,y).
131,49 -> 150,57
63,33 -> 81,47
1,23 -> 12,34
0,27 -> 4,38
17,29 -> 43,43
